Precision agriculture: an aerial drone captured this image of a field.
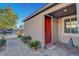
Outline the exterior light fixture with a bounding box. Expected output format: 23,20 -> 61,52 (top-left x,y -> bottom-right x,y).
64,9 -> 67,12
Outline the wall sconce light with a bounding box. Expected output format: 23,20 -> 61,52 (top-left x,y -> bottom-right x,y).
64,9 -> 67,12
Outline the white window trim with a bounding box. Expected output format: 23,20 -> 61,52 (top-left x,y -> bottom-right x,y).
62,15 -> 79,37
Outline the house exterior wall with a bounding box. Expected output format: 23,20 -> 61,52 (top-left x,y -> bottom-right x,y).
24,3 -> 79,47
58,15 -> 79,46
77,4 -> 79,27
24,15 -> 44,45
55,4 -> 79,46
53,18 -> 58,44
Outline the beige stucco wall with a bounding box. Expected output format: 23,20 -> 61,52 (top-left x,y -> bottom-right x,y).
24,14 -> 44,44
53,18 -> 58,43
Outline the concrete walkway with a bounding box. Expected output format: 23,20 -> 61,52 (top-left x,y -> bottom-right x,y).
0,34 -> 79,56
0,38 -> 43,56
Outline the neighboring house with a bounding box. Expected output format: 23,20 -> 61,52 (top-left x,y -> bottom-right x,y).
24,3 -> 79,48
16,25 -> 24,36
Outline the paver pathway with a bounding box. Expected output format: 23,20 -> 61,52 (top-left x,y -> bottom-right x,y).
0,37 -> 43,56
0,34 -> 79,56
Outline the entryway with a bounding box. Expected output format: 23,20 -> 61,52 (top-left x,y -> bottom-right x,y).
44,15 -> 58,47
45,15 -> 52,46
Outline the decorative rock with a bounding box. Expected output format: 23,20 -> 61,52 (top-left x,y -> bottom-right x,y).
68,38 -> 75,48
0,45 -> 6,52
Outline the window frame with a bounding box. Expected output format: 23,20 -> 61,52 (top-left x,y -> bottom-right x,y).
62,15 -> 79,37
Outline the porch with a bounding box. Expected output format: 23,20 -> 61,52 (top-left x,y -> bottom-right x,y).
44,4 -> 79,47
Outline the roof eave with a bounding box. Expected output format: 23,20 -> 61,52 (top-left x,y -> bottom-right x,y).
24,3 -> 56,22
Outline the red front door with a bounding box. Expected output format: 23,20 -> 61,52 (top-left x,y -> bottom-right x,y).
45,15 -> 52,45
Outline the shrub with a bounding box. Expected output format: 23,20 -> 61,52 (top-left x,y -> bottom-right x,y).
26,36 -> 32,44
26,35 -> 32,40
21,35 -> 32,44
0,39 -> 6,47
21,36 -> 27,43
29,40 -> 40,49
18,35 -> 22,38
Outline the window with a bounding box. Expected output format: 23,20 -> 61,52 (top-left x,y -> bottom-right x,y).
64,17 -> 79,34
64,19 -> 71,33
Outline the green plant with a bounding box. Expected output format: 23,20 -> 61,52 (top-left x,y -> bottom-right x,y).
21,36 -> 27,43
18,35 -> 22,38
0,39 -> 6,47
26,35 -> 32,40
26,36 -> 32,44
29,40 -> 40,49
21,35 -> 32,44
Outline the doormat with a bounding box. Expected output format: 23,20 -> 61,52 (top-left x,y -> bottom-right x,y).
47,46 -> 57,50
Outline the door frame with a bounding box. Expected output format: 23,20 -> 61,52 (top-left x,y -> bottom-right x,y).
44,15 -> 54,46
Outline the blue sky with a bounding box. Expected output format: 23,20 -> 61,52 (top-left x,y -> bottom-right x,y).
0,3 -> 47,28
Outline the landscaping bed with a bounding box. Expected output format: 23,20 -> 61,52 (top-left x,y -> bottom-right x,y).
0,39 -> 6,52
18,35 -> 41,51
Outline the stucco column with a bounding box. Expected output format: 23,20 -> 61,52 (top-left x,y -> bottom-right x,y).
42,15 -> 45,49
76,3 -> 79,27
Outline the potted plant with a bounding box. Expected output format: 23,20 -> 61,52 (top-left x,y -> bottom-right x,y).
29,40 -> 40,51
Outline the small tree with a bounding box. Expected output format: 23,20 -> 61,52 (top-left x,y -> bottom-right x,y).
0,7 -> 18,29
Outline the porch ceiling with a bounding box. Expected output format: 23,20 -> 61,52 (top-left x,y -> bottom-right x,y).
49,4 -> 76,18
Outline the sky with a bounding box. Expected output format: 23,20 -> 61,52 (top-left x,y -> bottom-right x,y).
0,3 -> 47,28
